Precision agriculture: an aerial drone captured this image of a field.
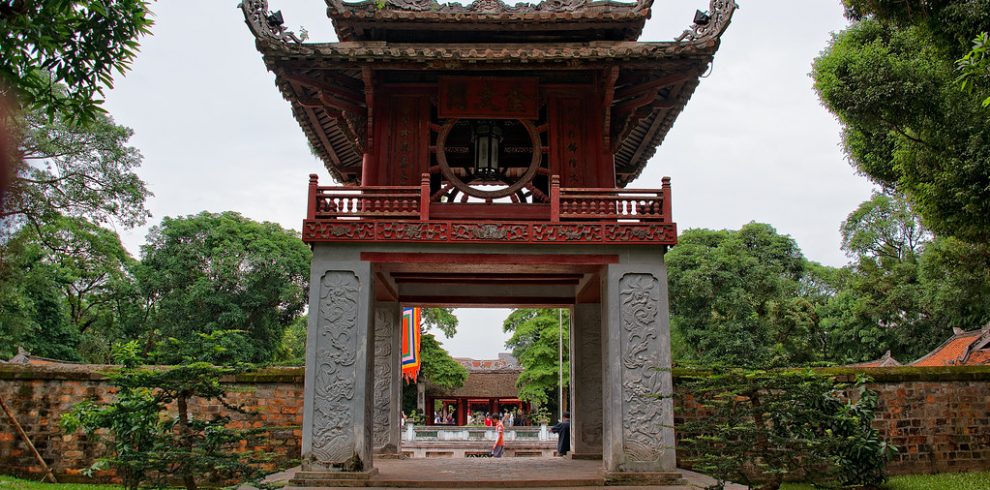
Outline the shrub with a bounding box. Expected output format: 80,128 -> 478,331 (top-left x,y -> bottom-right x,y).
677,366 -> 894,490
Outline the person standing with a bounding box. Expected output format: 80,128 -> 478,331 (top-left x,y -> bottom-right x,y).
550,411 -> 570,456
491,414 -> 507,457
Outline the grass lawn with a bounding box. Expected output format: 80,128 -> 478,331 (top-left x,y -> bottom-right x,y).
781,471 -> 990,490
0,476 -> 118,490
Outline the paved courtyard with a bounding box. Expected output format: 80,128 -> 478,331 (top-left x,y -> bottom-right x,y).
248,457 -> 746,489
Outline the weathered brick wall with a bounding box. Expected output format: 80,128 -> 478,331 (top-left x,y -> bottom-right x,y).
672,367 -> 990,476
2,364 -> 988,481
0,364 -> 304,482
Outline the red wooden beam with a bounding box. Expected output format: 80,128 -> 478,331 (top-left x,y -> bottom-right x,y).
361,252 -> 619,265
613,71 -> 695,100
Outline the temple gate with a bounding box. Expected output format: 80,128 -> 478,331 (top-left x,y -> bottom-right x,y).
241,0 -> 734,485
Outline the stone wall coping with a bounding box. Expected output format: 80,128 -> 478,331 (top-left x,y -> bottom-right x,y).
0,363 -> 305,384
3,363 -> 989,383
671,365 -> 990,383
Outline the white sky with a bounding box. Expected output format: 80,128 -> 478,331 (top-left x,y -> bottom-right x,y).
102,1 -> 873,359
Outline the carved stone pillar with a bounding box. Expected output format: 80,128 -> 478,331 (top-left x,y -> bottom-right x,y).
601,251 -> 680,483
570,302 -> 603,459
293,249 -> 378,485
373,302 -> 402,457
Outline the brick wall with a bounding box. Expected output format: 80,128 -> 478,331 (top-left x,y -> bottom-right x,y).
0,364 -> 304,482
1,364 -> 988,481
672,367 -> 990,475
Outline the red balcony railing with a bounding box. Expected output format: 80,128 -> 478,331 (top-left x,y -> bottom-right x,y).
307,173 -> 673,224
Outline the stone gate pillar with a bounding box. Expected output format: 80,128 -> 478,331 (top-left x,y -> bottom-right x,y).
293,247 -> 378,485
601,250 -> 679,483
373,302 -> 402,457
570,302 -> 603,459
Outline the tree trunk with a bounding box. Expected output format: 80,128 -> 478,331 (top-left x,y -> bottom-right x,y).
176,395 -> 197,490
417,382 -> 425,413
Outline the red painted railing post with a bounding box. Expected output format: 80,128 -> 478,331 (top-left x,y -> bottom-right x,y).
550,175 -> 561,222
420,173 -> 431,221
307,173 -> 319,220
661,176 -> 672,223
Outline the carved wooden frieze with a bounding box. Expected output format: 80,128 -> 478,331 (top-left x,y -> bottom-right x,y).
618,273 -> 665,463
531,224 -> 602,241
302,220 -> 676,245
373,308 -> 395,450
603,224 -> 676,242
379,223 -> 448,240
304,222 -> 376,241
312,271 -> 361,463
451,224 -> 528,241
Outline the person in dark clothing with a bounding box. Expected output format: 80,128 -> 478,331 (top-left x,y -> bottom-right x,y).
550,411 -> 570,456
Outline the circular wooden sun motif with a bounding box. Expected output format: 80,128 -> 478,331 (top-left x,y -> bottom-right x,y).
434,118 -> 543,200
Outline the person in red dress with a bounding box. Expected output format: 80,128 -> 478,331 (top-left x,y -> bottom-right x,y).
491,414 -> 507,457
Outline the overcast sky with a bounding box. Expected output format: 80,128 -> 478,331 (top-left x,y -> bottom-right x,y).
102,0 -> 873,359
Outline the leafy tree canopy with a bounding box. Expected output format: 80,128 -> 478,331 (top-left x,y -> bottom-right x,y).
418,332 -> 467,390
422,307 -> 458,338
2,104 -> 149,233
817,193 -> 990,362
813,5 -> 990,243
0,1 -> 154,123
503,308 -> 569,407
667,223 -> 821,367
137,211 -> 311,363
0,214 -> 143,362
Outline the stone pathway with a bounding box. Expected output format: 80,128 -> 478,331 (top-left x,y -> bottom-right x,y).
239,458 -> 747,489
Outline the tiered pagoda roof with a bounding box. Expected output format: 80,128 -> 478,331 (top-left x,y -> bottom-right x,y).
240,0 -> 736,185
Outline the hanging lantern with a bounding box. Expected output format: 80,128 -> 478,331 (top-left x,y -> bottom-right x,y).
472,120 -> 502,180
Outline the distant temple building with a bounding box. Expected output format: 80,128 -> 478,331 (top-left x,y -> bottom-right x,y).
853,325 -> 990,367
911,326 -> 990,367
426,354 -> 529,426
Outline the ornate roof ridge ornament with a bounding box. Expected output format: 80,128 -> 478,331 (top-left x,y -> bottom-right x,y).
675,0 -> 737,43
240,0 -> 308,44
327,0 -> 645,14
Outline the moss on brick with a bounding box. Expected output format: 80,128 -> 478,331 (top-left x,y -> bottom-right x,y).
231,367 -> 305,384
671,366 -> 990,383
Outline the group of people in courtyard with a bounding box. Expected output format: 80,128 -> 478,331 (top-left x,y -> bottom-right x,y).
491,411 -> 570,458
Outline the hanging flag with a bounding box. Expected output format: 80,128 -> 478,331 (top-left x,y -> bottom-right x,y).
401,307 -> 422,383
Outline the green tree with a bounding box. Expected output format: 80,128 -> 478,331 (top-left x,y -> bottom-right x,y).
666,223 -> 820,366
0,1 -> 154,122
137,211 -> 311,363
818,193 -> 933,362
502,308 -> 569,409
957,32 -> 990,107
419,333 -> 468,391
0,228 -> 80,360
62,334 -> 274,490
679,367 -> 892,490
813,3 -> 990,243
274,315 -> 308,366
422,307 -> 458,338
2,105 -> 149,233
0,214 -> 145,361
919,237 -> 990,330
816,193 -> 990,363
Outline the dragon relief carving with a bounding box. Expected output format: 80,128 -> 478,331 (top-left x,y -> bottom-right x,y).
239,0 -> 307,44
373,308 -> 396,450
618,273 -> 666,463
675,0 -> 738,43
312,271 -> 360,465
